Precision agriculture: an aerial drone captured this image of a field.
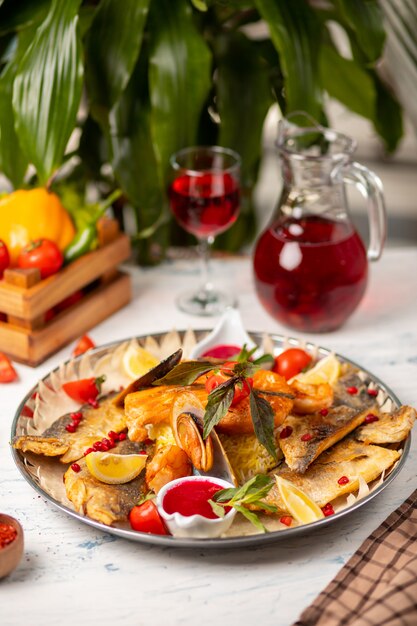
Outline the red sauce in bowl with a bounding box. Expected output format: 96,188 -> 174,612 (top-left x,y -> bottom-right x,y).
162,479 -> 232,519
202,344 -> 241,359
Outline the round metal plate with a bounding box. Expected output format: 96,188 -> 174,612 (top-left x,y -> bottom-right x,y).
10,330 -> 410,549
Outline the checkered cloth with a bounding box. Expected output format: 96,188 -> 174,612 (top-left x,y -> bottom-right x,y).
294,490 -> 417,626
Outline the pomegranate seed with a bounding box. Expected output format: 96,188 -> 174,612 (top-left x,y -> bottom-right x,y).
347,386 -> 358,395
367,388 -> 378,397
280,516 -> 293,527
119,385 -> 124,391
71,463 -> 81,473
338,476 -> 349,485
280,426 -> 293,439
71,411 -> 82,420
320,408 -> 329,416
139,450 -> 147,455
144,438 -> 154,446
92,441 -> 102,451
100,443 -> 110,451
83,448 -> 94,456
65,424 -> 76,433
88,398 -> 99,408
322,504 -> 335,517
118,433 -> 127,441
108,431 -> 119,441
101,438 -> 112,447
301,433 -> 312,442
365,413 -> 379,424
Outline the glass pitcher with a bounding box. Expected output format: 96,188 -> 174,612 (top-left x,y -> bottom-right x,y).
253,112 -> 386,332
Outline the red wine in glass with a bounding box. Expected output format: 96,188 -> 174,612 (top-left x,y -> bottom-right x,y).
253,215 -> 368,332
169,146 -> 241,316
169,172 -> 239,238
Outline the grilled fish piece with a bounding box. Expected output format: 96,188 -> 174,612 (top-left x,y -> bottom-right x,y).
333,372 -> 375,410
279,404 -> 376,473
355,405 -> 416,445
265,440 -> 400,511
13,397 -> 126,464
124,369 -> 294,440
64,440 -> 147,526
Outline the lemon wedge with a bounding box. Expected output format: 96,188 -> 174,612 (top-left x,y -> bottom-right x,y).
85,452 -> 147,484
122,344 -> 159,379
275,476 -> 324,524
291,354 -> 341,386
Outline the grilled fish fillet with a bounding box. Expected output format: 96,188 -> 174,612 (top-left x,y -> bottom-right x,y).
64,440 -> 147,526
124,370 -> 294,440
13,397 -> 126,464
279,404 -> 377,473
265,440 -> 400,511
355,406 -> 416,445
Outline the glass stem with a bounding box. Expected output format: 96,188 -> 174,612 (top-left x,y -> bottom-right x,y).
198,236 -> 214,300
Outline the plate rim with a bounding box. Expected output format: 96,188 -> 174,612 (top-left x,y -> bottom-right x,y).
10,329 -> 411,549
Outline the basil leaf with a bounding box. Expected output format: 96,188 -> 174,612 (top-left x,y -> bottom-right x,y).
233,505 -> 268,534
153,360 -> 214,386
253,354 -> 275,368
249,390 -> 277,461
253,501 -> 278,514
203,379 -> 235,439
208,499 -> 226,518
214,474 -> 273,504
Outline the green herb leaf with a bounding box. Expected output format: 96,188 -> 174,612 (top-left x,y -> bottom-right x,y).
213,474 -> 274,505
153,360 -> 215,386
208,499 -> 226,518
203,379 -> 235,439
249,390 -> 277,461
253,354 -> 275,369
232,504 -> 268,534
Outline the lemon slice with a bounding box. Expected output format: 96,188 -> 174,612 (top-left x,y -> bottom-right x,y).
275,476 -> 324,524
85,452 -> 147,484
291,354 -> 341,386
122,344 -> 159,379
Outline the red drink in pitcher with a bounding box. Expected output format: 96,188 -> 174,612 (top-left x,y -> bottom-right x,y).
169,172 -> 239,238
253,215 -> 368,332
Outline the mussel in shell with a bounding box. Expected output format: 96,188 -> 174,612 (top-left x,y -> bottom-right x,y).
171,393 -> 238,486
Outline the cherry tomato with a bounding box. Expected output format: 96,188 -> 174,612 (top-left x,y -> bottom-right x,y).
273,348 -> 312,380
73,334 -> 95,357
129,500 -> 168,535
0,240 -> 10,279
62,375 -> 104,404
204,363 -> 253,407
0,352 -> 18,383
55,290 -> 84,313
17,238 -> 63,279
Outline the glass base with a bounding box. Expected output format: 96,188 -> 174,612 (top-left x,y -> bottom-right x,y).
176,288 -> 237,317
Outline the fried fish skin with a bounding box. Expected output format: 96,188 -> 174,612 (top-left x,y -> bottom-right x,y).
279,404 -> 377,473
265,440 -> 400,512
13,397 -> 126,464
64,440 -> 148,526
355,406 -> 416,445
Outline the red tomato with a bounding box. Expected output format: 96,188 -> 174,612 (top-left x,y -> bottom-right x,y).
129,500 -> 168,535
62,376 -> 104,404
0,240 -> 10,279
204,363 -> 253,407
0,352 -> 18,383
273,348 -> 312,380
17,238 -> 63,279
73,334 -> 95,357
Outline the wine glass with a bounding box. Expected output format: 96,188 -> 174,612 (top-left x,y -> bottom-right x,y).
169,146 -> 241,316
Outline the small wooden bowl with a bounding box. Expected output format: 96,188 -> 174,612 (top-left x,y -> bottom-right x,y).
0,514 -> 24,579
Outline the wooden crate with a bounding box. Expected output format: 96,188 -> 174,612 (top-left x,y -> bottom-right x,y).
0,219 -> 132,366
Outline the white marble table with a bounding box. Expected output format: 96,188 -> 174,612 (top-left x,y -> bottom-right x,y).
1,249 -> 416,626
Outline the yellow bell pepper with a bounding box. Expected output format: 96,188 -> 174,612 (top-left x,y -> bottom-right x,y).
0,188 -> 75,265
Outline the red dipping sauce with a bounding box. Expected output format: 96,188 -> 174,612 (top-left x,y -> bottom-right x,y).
162,479 -> 232,519
202,344 -> 241,359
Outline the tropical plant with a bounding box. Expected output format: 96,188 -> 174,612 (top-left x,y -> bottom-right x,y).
0,0 -> 404,263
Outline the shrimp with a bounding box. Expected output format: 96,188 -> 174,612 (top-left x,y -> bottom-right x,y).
145,444 -> 192,493
290,379 -> 333,414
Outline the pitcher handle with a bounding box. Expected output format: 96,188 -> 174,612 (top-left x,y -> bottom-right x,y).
342,161 -> 386,261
